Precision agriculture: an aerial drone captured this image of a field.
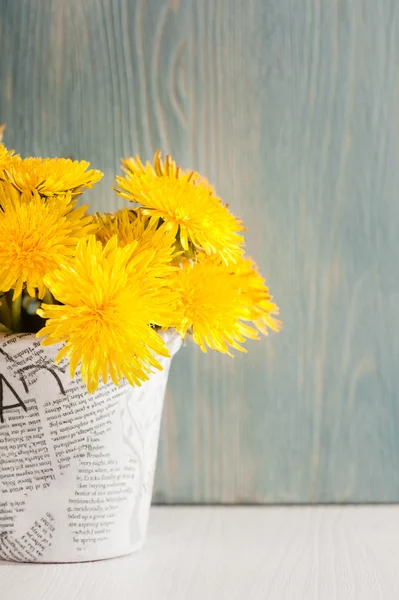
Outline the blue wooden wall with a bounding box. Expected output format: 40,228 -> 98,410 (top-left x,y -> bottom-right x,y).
1,0 -> 398,502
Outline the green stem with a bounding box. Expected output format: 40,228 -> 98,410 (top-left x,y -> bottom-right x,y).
43,288 -> 54,305
11,294 -> 22,333
0,296 -> 11,330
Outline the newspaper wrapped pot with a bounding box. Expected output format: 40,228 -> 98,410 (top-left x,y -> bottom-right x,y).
0,330 -> 181,563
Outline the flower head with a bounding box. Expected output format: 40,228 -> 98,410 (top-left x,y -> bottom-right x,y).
37,236 -> 179,393
116,151 -> 244,264
4,157 -> 103,196
0,182 -> 95,299
171,254 -> 280,355
94,207 -> 178,275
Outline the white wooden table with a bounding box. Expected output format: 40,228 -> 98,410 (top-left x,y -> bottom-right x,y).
2,506 -> 399,599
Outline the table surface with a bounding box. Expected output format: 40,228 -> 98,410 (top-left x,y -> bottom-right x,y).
1,506 -> 398,600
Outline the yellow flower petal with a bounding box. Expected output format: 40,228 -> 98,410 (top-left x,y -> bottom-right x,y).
0,143 -> 20,173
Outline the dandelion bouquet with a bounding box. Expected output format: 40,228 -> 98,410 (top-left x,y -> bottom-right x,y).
0,134 -> 280,394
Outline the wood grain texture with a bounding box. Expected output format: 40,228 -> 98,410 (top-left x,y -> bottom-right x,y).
2,507 -> 399,599
0,0 -> 398,502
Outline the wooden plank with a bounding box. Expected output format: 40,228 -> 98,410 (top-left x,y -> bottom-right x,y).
0,0 -> 399,502
2,506 -> 399,599
157,0 -> 399,503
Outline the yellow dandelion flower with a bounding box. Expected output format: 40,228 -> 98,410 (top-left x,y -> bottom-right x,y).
37,236 -> 179,393
94,208 -> 178,275
0,182 -> 95,299
4,157 -> 103,196
115,151 -> 244,264
0,143 -> 20,173
171,254 -> 280,355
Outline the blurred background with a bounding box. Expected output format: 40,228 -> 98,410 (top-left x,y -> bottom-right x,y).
1,0 -> 398,503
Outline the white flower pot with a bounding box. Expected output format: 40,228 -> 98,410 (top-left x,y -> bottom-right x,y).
0,330 -> 181,563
